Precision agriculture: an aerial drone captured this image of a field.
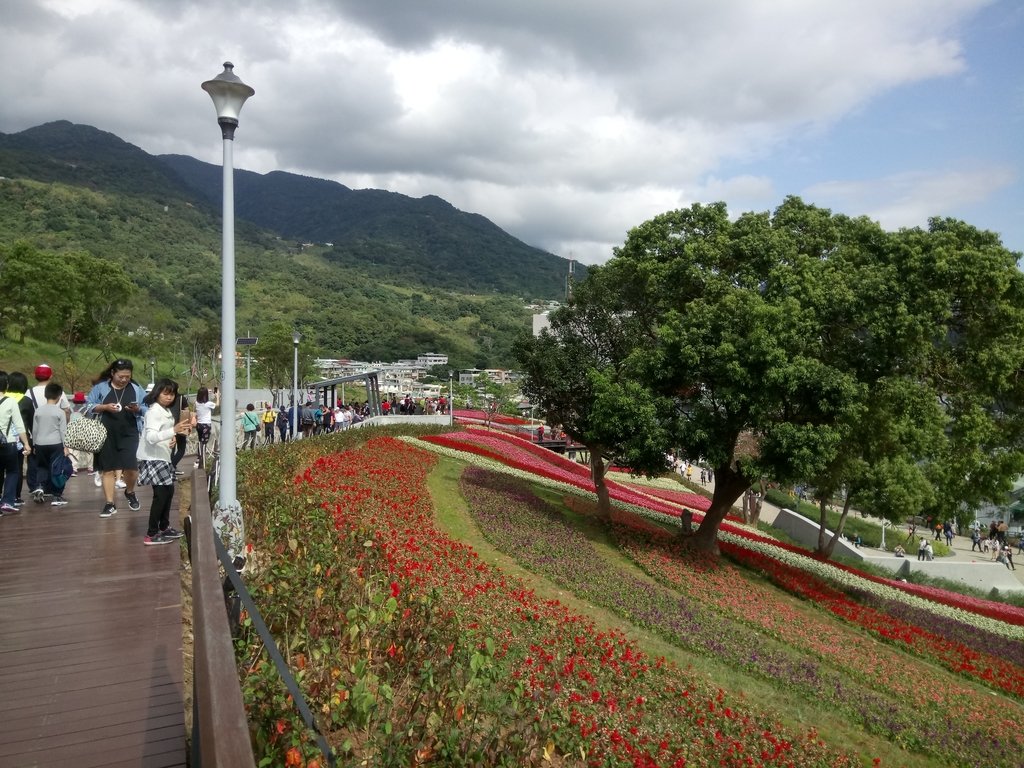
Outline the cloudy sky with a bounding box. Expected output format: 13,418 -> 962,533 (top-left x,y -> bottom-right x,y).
3,0 -> 1022,264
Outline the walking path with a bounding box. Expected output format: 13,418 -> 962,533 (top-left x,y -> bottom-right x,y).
0,469 -> 187,767
677,471 -> 1024,589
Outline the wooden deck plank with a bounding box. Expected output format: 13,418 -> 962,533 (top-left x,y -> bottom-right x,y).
0,472 -> 187,766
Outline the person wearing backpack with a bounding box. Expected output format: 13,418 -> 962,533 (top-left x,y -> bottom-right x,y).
276,406 -> 290,443
31,382 -> 70,506
0,372 -> 33,515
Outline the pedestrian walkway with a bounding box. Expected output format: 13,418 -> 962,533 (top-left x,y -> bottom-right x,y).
0,470 -> 186,767
679,470 -> 1024,590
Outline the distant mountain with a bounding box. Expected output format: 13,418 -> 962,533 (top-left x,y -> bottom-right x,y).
0,120 -> 582,367
0,120 -> 196,202
159,154 -> 583,298
0,120 -> 582,300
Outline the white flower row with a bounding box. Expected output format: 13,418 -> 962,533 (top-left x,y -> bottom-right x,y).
407,437 -> 1024,641
717,529 -> 1024,641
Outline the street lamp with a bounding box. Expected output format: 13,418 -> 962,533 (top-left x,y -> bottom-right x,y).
448,370 -> 454,426
293,330 -> 301,440
149,358 -> 156,386
202,61 -> 254,563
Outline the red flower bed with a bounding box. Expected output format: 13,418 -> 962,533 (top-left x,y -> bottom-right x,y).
423,429 -> 694,518
288,436 -> 853,766
422,429 -> 1024,630
720,540 -> 1024,699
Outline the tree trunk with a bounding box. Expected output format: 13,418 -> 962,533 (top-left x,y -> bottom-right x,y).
818,495 -> 854,559
688,463 -> 750,554
750,478 -> 766,527
589,449 -> 611,521
815,497 -> 829,552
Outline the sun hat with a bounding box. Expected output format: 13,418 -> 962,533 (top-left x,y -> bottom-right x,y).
72,391 -> 87,404
34,364 -> 53,381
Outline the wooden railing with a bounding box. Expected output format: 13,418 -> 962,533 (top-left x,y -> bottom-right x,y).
189,470 -> 256,767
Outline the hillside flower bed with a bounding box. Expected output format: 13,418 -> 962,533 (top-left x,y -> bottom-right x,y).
459,467 -> 1024,766
414,431 -> 1024,634
422,429 -> 704,520
237,435 -> 853,767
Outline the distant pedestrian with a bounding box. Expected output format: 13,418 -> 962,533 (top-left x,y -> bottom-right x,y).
276,407 -> 290,443
193,386 -> 219,469
943,522 -> 953,547
241,403 -> 259,450
971,529 -> 982,552
917,537 -> 928,561
262,404 -> 276,445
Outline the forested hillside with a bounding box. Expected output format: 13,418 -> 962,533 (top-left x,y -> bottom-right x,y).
0,121 -> 578,373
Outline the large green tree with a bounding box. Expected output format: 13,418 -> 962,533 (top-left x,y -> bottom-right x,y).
514,273 -> 670,519
599,199 -> 862,551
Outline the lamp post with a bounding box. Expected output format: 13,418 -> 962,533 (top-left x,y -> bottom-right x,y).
448,370 -> 454,425
149,358 -> 156,386
292,330 -> 301,440
202,62 -> 254,562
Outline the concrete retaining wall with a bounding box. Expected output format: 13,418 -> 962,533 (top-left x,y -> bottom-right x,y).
771,507 -> 864,560
771,508 -> 1023,594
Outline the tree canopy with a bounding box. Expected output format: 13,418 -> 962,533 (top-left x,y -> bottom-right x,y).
517,197 -> 1024,554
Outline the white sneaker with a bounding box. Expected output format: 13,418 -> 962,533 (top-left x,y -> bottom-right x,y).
115,479 -> 127,489
94,472 -> 102,487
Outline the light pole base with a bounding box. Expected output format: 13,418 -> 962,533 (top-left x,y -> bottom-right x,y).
212,497 -> 245,561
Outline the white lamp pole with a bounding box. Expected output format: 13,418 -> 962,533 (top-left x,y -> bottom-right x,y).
448,370 -> 454,425
293,330 -> 301,440
202,62 -> 254,562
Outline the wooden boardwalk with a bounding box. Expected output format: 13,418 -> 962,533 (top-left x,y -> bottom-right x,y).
0,469 -> 187,768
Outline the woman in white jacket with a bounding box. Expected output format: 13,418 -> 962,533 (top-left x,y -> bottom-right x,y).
138,379 -> 193,546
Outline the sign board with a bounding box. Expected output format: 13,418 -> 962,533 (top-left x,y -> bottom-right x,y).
236,337 -> 259,346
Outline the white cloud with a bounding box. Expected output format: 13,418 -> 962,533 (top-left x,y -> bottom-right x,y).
1,0 -> 1018,262
804,167 -> 1017,231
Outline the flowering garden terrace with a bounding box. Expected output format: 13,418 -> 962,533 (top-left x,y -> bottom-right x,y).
234,426 -> 1024,767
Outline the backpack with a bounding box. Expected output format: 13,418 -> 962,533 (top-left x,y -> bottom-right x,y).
301,410 -> 314,426
50,453 -> 74,491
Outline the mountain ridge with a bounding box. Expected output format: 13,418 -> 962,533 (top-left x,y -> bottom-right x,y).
0,120 -> 578,367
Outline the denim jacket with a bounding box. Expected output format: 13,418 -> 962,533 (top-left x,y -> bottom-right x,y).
84,380 -> 148,433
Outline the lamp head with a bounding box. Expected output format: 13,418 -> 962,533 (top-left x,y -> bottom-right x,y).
293,330 -> 301,345
202,62 -> 255,123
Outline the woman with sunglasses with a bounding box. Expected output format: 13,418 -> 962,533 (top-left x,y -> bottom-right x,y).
85,359 -> 148,518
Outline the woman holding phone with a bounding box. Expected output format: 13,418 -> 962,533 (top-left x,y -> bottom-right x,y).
85,358 -> 148,518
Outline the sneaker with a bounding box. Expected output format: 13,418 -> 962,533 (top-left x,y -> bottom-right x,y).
14,498 -> 24,506
115,479 -> 127,489
0,503 -> 16,514
161,527 -> 184,539
31,488 -> 45,503
50,498 -> 69,507
100,503 -> 117,518
94,472 -> 102,487
143,532 -> 172,546
125,492 -> 141,511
